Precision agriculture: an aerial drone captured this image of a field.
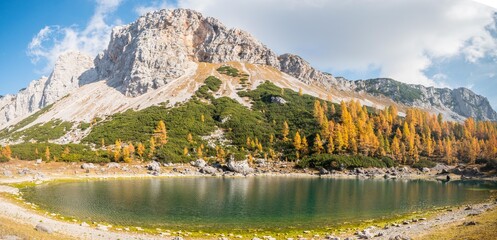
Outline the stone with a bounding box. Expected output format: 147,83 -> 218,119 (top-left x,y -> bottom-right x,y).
35,223 -> 53,234
319,167 -> 330,175
35,159 -> 42,164
191,159 -> 207,168
389,235 -> 411,240
107,162 -> 120,168
1,235 -> 22,240
422,167 -> 430,173
463,221 -> 477,226
80,222 -> 90,227
172,237 -> 184,240
3,170 -> 12,177
269,96 -> 287,105
200,166 -> 219,175
147,161 -> 161,171
227,160 -> 254,174
81,163 -> 95,170
325,235 -> 340,240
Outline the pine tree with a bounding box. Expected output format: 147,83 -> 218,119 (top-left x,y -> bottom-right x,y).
187,133 -> 193,143
298,88 -> 303,96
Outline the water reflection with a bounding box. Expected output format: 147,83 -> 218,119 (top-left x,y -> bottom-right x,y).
24,177 -> 497,230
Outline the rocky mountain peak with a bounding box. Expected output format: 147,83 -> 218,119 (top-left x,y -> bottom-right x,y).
95,8 -> 280,96
278,54 -> 337,87
41,51 -> 94,105
0,51 -> 94,128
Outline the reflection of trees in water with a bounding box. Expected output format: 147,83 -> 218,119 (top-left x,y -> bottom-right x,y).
24,178 -> 497,229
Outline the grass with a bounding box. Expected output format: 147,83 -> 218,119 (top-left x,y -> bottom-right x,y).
417,203 -> 497,240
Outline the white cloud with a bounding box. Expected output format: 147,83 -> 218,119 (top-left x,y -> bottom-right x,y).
27,0 -> 122,73
138,0 -> 497,87
135,0 -> 176,16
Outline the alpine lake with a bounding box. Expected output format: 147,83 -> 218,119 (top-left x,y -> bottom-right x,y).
21,176 -> 497,233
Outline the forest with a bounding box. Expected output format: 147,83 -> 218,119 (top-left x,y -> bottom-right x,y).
1,68 -> 497,171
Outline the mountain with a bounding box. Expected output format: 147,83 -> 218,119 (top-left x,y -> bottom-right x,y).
0,52 -> 94,129
0,8 -> 496,140
352,78 -> 497,121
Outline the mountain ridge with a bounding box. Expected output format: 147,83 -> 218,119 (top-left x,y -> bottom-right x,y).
0,8 -> 496,132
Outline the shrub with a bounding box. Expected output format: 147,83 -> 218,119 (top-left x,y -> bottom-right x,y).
412,159 -> 436,170
298,154 -> 391,169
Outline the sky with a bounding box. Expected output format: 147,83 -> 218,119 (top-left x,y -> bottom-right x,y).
1,0 -> 496,108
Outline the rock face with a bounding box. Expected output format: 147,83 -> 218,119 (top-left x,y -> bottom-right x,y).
278,54 -> 337,86
1,8 -> 496,131
353,78 -> 497,121
0,52 -> 94,129
95,9 -> 280,96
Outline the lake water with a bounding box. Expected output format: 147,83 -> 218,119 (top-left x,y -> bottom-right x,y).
22,177 -> 497,231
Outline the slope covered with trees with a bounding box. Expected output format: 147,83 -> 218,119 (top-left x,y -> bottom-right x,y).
1,67 -> 497,171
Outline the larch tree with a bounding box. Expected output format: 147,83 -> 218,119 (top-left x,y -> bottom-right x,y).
45,146 -> 50,161
148,137 -> 156,158
183,147 -> 189,156
313,134 -> 324,154
293,132 -> 302,151
327,135 -> 335,154
282,121 -> 290,141
154,120 -> 168,146
137,143 -> 145,158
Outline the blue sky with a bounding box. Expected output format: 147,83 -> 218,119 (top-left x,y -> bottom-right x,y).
1,0 -> 497,109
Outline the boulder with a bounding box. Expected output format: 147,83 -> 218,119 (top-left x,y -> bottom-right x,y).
81,163 -> 95,170
147,161 -> 161,171
200,166 -> 219,175
35,223 -> 53,234
270,96 -> 287,104
319,167 -> 330,175
463,221 -> 477,226
191,159 -> 207,168
422,167 -> 430,173
80,222 -> 90,227
107,162 -> 120,168
227,160 -> 254,174
3,170 -> 12,177
35,159 -> 43,164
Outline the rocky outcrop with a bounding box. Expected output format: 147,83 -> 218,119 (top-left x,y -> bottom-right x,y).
278,54 -> 337,87
0,52 -> 94,129
353,78 -> 497,121
95,8 -> 280,96
1,8 -> 496,132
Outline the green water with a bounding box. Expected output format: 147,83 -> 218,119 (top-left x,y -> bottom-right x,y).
22,177 -> 497,231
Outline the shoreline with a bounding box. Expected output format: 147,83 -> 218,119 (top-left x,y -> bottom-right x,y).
1,160 -> 497,239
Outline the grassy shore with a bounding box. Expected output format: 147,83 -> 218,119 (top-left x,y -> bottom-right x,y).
417,202 -> 497,240
1,159 -> 497,239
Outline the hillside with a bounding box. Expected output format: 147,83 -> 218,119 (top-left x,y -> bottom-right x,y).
0,9 -> 496,171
